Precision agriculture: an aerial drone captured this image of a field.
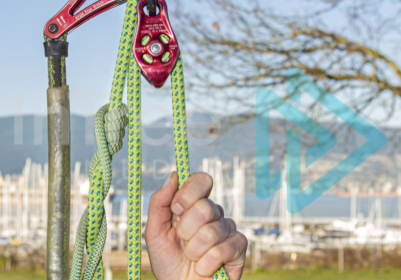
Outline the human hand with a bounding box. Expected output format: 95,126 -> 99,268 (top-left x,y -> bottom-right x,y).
144,172 -> 248,280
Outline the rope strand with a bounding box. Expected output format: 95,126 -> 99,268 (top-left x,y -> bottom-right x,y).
69,1 -> 230,279
127,54 -> 142,280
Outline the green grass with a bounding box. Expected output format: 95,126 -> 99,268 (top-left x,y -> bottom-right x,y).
239,268 -> 401,280
1,268 -> 401,280
0,271 -> 47,280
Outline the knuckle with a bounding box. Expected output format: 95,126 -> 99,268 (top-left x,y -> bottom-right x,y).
196,199 -> 214,222
178,189 -> 191,208
199,224 -> 217,243
184,244 -> 198,262
236,232 -> 248,251
208,246 -> 224,263
176,229 -> 187,241
175,224 -> 188,241
226,218 -> 235,226
195,172 -> 213,188
221,218 -> 231,233
202,172 -> 214,186
226,218 -> 237,231
217,205 -> 224,217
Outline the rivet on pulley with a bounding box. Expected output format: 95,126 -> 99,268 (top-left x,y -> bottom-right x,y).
150,43 -> 162,54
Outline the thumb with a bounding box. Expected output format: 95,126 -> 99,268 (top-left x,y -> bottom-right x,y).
145,172 -> 178,241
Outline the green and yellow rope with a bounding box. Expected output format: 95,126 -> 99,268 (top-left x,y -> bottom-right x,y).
69,1 -> 230,280
127,55 -> 142,280
85,1 -> 140,279
171,55 -> 190,187
69,1 -> 139,279
171,55 -> 228,280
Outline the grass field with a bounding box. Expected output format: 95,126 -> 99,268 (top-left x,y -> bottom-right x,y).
1,268 -> 401,280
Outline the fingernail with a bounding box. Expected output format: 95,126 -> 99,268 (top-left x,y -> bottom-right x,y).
162,172 -> 173,188
172,203 -> 184,216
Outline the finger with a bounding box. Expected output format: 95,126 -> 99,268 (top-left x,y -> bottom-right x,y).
176,199 -> 223,241
144,172 -> 178,243
171,213 -> 180,228
171,172 -> 213,216
195,231 -> 248,280
172,203 -> 224,230
184,218 -> 235,262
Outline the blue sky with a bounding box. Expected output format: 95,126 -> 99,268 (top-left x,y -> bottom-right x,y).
2,0 -> 401,125
0,0 -> 177,123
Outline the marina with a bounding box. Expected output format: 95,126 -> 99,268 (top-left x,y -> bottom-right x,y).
1,157 -> 401,273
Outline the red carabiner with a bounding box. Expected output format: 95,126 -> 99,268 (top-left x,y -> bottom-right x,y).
133,0 -> 180,88
44,0 -> 127,39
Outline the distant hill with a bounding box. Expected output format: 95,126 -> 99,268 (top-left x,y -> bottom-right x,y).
0,113 -> 256,191
0,113 -> 398,192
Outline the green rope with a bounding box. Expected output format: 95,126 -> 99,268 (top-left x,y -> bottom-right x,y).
171,55 -> 229,280
109,1 -> 139,110
70,1 -> 138,278
171,54 -> 190,187
127,56 -> 142,280
69,1 -> 230,279
85,1 -> 139,279
70,104 -> 128,280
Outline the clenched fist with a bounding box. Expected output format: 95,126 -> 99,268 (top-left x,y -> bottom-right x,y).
144,172 -> 248,280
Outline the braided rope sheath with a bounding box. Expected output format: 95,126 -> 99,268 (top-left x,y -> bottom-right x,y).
69,1 -> 138,279
171,55 -> 190,187
70,105 -> 128,280
109,1 -> 139,110
127,55 -> 142,280
171,54 -> 230,280
87,105 -> 129,279
85,1 -> 139,279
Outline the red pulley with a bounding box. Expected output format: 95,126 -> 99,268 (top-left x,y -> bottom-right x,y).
133,0 -> 180,88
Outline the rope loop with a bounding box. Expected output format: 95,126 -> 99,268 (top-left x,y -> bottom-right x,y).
105,104 -> 129,155
69,0 -> 138,278
70,104 -> 128,280
88,104 -> 128,195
